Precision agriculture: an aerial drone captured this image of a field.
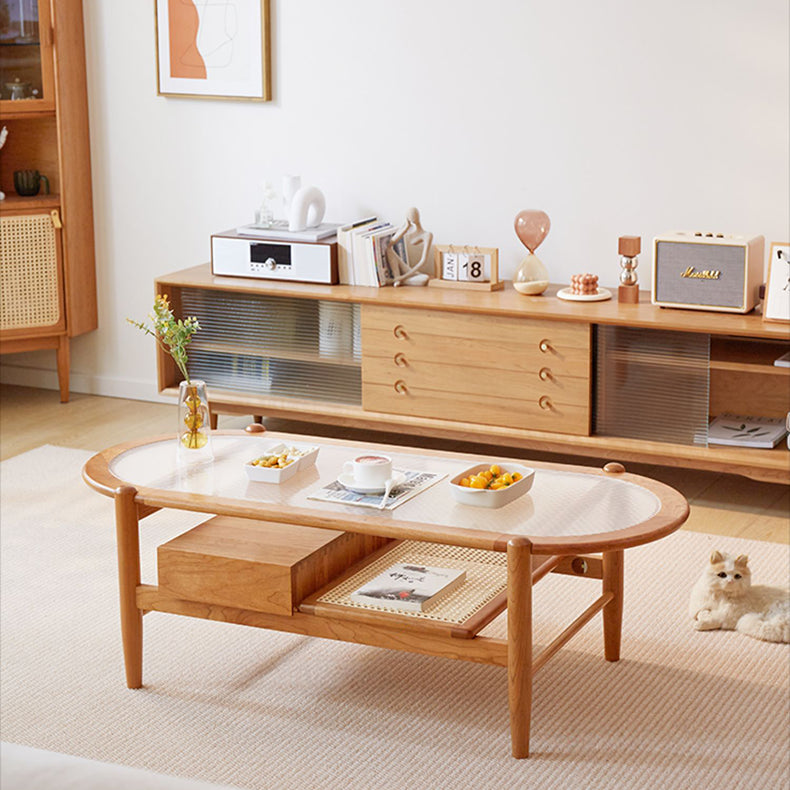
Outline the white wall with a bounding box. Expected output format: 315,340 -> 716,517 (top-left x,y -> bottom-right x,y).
3,0 -> 788,399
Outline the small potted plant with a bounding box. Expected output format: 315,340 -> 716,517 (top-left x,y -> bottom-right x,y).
128,295 -> 212,460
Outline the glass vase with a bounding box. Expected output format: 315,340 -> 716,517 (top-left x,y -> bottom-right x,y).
177,380 -> 213,464
513,252 -> 550,295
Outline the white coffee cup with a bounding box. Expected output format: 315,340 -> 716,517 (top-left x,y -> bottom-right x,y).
343,454 -> 392,488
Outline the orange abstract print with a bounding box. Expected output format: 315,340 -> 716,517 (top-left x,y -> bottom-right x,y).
168,0 -> 207,79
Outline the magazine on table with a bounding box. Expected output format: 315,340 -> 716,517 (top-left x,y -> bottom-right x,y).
707,413 -> 788,449
350,563 -> 466,612
307,469 -> 446,510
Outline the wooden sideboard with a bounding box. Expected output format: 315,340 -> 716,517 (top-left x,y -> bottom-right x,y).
155,264 -> 789,484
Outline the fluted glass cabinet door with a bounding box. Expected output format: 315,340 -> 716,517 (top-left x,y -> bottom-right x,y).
0,0 -> 55,112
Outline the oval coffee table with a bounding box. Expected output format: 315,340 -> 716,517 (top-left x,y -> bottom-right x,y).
83,430 -> 689,759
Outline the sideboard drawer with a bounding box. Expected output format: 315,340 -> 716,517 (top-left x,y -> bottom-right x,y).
362,305 -> 589,376
361,305 -> 591,434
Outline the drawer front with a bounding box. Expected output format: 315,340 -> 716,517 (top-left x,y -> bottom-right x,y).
361,305 -> 591,435
363,381 -> 590,433
362,305 -> 590,376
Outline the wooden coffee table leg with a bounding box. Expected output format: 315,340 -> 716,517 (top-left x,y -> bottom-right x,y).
602,549 -> 624,661
114,486 -> 143,688
507,537 -> 534,758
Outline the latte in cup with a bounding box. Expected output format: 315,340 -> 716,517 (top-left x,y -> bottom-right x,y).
344,453 -> 393,488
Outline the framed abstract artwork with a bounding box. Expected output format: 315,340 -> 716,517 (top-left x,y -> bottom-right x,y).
155,0 -> 271,100
763,241 -> 790,323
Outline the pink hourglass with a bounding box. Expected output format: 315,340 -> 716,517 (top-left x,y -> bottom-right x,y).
513,210 -> 551,295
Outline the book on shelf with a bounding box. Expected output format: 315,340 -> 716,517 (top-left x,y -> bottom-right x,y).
336,216 -> 377,285
352,220 -> 390,286
350,563 -> 466,612
363,223 -> 397,285
235,221 -> 340,242
708,413 -> 788,449
774,351 -> 790,368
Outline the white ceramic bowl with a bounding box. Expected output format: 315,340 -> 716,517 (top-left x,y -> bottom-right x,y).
245,442 -> 319,483
449,463 -> 535,508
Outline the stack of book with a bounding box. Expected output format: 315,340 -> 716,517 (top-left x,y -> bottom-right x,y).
336,217 -> 407,286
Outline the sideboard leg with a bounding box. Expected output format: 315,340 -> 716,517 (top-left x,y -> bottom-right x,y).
507,537 -> 534,758
602,549 -> 624,661
114,485 -> 143,688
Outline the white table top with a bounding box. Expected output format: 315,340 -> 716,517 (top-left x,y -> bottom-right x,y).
85,432 -> 688,553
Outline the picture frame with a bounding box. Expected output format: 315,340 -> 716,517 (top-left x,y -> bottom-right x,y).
763,241 -> 790,323
428,245 -> 503,291
155,0 -> 271,101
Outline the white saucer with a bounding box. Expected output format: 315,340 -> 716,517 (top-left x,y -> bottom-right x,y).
556,286 -> 612,302
337,471 -> 406,495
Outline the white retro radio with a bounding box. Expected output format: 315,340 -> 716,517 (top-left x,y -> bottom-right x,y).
211,229 -> 338,285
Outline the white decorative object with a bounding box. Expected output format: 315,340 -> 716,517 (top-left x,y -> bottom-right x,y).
318,302 -> 353,358
284,173 -> 326,232
0,125 -> 7,201
557,287 -> 613,302
282,175 -> 301,209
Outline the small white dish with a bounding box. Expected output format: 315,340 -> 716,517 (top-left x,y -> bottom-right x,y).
556,287 -> 612,302
245,442 -> 320,483
449,463 -> 535,508
337,470 -> 406,495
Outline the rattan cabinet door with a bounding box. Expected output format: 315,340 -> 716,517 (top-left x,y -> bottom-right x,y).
0,213 -> 65,336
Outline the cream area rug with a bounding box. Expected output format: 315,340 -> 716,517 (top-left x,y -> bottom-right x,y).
1,445 -> 788,790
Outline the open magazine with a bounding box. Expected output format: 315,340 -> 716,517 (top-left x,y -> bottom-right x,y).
307,469 -> 446,511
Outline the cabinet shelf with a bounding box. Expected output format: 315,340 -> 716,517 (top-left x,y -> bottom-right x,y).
0,193 -> 60,213
191,340 -> 360,368
0,104 -> 55,118
710,338 -> 790,376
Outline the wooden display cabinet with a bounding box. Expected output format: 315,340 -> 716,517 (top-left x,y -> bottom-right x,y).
155,264 -> 789,484
0,0 -> 97,402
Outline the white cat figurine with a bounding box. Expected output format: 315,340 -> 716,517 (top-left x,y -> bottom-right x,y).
689,551 -> 789,643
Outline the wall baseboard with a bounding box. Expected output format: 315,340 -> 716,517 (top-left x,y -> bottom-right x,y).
0,363 -> 169,404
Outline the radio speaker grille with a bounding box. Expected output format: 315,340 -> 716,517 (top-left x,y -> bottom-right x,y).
654,242 -> 745,308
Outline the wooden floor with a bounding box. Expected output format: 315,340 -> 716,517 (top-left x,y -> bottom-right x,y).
1,384 -> 787,544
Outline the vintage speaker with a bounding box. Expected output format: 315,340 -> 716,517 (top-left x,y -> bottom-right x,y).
652,232 -> 764,313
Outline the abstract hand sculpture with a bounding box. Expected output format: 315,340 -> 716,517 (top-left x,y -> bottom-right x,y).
386,207 -> 432,287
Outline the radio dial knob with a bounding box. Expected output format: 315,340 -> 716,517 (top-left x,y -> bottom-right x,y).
264,257 -> 276,270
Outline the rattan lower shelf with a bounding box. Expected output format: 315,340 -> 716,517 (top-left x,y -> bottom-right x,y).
298,540 -> 509,639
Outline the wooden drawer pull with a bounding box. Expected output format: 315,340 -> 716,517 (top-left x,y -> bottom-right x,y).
538,367 -> 553,381
394,352 -> 408,367
539,339 -> 553,353
538,396 -> 553,410
393,324 -> 409,340
394,379 -> 409,395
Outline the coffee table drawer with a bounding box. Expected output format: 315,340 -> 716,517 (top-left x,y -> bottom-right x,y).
158,517 -> 387,616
